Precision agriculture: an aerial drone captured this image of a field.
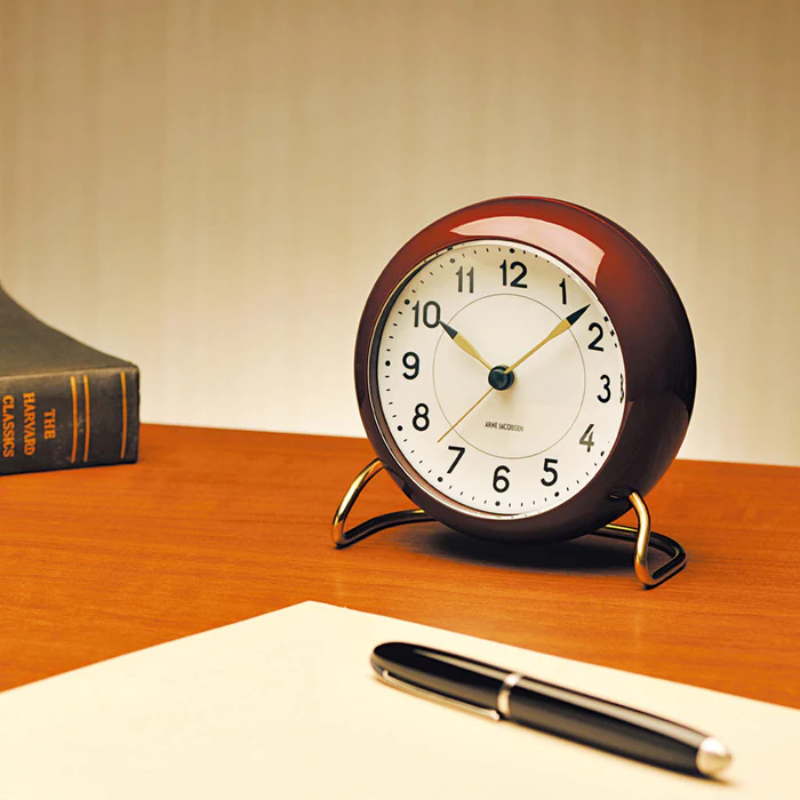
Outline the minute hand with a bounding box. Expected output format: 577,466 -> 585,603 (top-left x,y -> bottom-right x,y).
504,305 -> 590,374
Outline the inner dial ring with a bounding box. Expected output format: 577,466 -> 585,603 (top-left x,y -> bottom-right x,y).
373,239 -> 626,518
432,294 -> 586,460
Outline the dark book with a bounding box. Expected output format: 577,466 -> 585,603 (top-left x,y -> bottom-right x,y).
0,282 -> 139,475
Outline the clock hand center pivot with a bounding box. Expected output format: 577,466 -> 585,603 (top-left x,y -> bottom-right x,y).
488,365 -> 515,391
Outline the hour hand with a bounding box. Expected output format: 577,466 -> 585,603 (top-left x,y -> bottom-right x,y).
440,321 -> 493,371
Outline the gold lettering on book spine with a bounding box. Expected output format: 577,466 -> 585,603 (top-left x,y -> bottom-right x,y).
43,409 -> 56,440
2,395 -> 15,458
23,392 -> 36,456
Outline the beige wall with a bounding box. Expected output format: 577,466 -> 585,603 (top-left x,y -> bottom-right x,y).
0,0 -> 798,466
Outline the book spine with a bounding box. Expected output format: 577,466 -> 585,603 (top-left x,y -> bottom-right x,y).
0,366 -> 139,476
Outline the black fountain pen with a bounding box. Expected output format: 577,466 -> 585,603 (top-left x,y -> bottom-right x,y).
371,643 -> 732,778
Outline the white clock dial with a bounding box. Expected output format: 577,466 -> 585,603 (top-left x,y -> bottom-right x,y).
372,240 -> 626,518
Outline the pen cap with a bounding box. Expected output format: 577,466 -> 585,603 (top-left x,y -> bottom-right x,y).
371,643 -> 508,709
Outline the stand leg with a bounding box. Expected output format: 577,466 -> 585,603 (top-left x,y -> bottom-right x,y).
331,459 -> 432,547
332,464 -> 687,588
592,491 -> 687,588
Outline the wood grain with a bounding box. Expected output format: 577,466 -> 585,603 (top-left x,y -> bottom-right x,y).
1,424 -> 798,708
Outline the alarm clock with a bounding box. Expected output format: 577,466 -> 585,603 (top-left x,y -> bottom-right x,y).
333,197 -> 695,587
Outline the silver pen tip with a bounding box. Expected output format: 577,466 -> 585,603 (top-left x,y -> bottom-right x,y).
696,737 -> 733,777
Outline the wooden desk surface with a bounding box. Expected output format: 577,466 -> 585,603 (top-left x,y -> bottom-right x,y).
1,424 -> 798,708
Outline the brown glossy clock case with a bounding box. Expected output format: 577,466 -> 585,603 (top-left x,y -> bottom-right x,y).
355,197 -> 696,543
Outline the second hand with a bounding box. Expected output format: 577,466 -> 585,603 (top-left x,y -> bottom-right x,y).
436,386 -> 494,443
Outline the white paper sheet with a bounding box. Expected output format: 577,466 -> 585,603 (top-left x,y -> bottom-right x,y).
0,601 -> 796,798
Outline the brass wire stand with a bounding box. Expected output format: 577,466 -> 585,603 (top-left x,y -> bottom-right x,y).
332,459 -> 686,589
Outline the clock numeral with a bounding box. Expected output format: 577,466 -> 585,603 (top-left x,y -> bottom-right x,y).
412,301 -> 441,328
597,374 -> 611,403
499,260 -> 528,288
541,458 -> 559,487
402,352 -> 420,380
620,374 -> 625,403
559,278 -> 567,305
456,266 -> 474,294
412,403 -> 430,431
493,465 -> 511,493
447,446 -> 465,474
587,322 -> 604,352
580,424 -> 595,452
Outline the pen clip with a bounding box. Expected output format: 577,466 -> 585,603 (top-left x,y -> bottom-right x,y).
378,669 -> 501,721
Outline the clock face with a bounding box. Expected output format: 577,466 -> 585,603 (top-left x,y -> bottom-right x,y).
370,239 -> 627,519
